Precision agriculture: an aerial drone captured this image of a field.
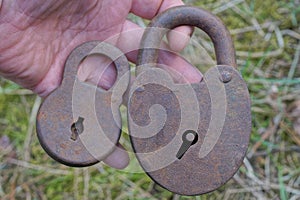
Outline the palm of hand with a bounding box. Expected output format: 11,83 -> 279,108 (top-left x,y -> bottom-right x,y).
0,0 -> 201,169
1,0 -> 133,96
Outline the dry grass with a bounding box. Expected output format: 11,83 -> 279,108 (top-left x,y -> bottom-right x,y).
0,0 -> 300,199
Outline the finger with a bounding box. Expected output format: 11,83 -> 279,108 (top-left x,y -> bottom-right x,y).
167,26 -> 194,52
130,0 -> 163,19
130,0 -> 184,20
77,54 -> 116,90
117,20 -> 202,83
157,0 -> 194,52
157,49 -> 202,83
103,143 -> 129,169
130,0 -> 193,52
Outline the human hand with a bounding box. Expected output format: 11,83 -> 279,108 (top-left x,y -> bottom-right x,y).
0,0 -> 202,169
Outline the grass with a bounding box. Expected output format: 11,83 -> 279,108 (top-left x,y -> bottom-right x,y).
1,0 -> 300,199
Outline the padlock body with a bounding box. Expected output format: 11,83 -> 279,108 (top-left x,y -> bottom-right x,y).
128,66 -> 251,195
36,41 -> 130,167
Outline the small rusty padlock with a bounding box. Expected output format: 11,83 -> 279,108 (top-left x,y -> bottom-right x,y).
128,6 -> 251,195
37,41 -> 130,167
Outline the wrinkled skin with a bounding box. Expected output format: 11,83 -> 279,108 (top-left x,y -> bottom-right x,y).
0,0 -> 202,169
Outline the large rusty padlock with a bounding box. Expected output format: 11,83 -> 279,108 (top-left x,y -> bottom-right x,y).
37,41 -> 130,167
128,6 -> 251,195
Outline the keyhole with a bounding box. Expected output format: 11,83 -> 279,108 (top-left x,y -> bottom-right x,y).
176,130 -> 198,159
70,117 -> 84,141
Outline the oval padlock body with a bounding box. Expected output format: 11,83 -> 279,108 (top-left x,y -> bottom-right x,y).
36,41 -> 129,167
36,83 -> 122,167
128,66 -> 251,195
36,86 -> 100,167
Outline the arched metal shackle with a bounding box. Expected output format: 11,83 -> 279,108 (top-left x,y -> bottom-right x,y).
62,41 -> 129,91
137,5 -> 236,73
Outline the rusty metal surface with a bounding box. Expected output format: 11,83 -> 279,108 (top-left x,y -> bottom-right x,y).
128,6 -> 251,196
137,5 -> 236,75
36,41 -> 129,167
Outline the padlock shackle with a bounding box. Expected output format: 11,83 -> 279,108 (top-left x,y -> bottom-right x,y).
137,6 -> 237,73
63,41 -> 129,92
